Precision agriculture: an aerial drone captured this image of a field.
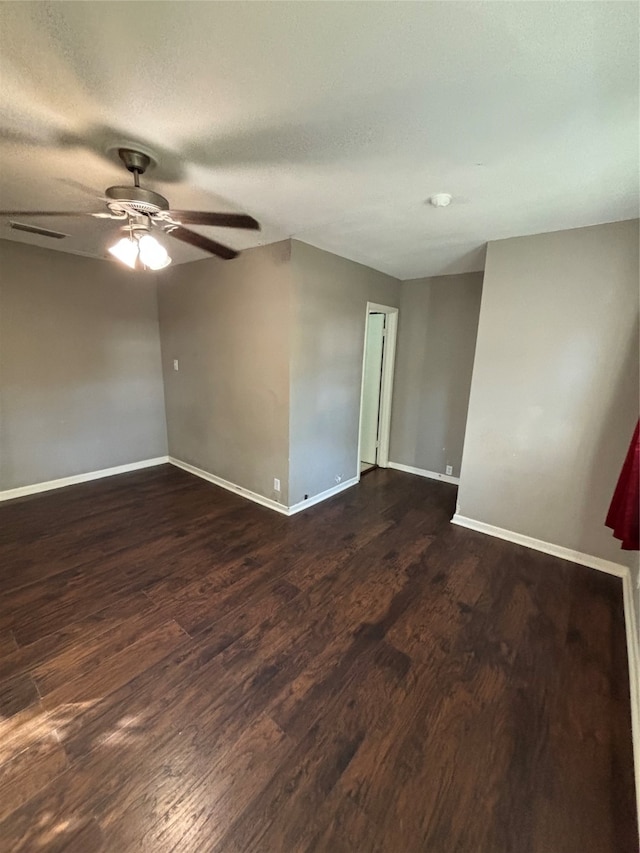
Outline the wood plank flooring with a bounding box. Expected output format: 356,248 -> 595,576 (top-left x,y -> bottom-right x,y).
0,465 -> 636,852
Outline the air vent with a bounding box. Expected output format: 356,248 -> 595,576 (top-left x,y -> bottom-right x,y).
10,221 -> 68,239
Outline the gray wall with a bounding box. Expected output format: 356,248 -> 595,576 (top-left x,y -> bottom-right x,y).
289,241 -> 400,504
157,241 -> 292,505
457,221 -> 639,580
390,272 -> 483,478
0,239 -> 167,490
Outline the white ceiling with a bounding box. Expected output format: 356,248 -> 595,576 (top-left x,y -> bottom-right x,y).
0,2 -> 637,279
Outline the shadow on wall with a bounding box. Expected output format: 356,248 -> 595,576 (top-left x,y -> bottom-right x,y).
581,315 -> 639,568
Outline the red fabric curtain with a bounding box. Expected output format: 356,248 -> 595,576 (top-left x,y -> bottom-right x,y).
606,420 -> 639,551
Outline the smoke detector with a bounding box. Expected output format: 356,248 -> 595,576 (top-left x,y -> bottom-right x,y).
429,193 -> 452,207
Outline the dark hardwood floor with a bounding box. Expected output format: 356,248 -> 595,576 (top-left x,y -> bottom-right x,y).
0,465 -> 636,852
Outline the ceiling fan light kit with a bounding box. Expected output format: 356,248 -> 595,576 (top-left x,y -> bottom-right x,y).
108,232 -> 171,271
109,236 -> 140,269
0,147 -> 260,270
138,233 -> 170,269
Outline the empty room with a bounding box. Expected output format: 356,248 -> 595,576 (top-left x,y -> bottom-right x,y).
0,2 -> 638,852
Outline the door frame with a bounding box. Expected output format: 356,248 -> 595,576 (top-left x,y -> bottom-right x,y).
357,302 -> 399,478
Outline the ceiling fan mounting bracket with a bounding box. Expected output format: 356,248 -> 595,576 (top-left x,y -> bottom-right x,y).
106,149 -> 171,216
118,148 -> 152,176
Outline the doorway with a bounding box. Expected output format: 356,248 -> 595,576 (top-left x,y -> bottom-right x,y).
358,303 -> 398,476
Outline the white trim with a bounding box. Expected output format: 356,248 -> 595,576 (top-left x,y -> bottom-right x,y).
287,477 -> 359,515
451,512 -> 640,825
356,302 -> 399,475
451,514 -> 627,576
0,456 -> 169,502
376,307 -> 398,469
168,457 -> 289,515
621,570 -> 640,827
169,457 -> 358,517
367,302 -> 399,313
0,452 -> 360,517
389,461 -> 460,486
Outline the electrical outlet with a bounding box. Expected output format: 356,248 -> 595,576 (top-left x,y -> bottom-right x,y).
274,478 -> 281,492
173,359 -> 179,371
445,465 -> 453,476
335,475 -> 342,484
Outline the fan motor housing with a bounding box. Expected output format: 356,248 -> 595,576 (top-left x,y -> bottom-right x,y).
105,185 -> 170,215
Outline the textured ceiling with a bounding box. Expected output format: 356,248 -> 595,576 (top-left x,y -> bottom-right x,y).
0,2 -> 637,279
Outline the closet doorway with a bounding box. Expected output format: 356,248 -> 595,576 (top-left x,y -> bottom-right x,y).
358,303 -> 398,475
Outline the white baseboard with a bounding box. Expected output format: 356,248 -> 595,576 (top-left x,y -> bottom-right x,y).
451,514 -> 628,576
0,456 -> 169,502
0,452 -> 360,519
451,512 -> 639,825
287,477 -> 359,515
169,457 -> 358,517
389,461 -> 460,485
168,457 -> 290,515
621,570 -> 640,826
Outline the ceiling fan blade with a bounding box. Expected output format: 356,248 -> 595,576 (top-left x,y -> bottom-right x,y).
0,210 -> 97,217
168,211 -> 260,230
57,178 -> 107,201
167,225 -> 238,260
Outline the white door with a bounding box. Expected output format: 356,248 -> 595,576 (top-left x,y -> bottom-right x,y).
359,313 -> 385,465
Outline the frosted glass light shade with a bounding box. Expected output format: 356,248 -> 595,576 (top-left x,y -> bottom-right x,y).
108,237 -> 138,269
108,233 -> 172,271
138,234 -> 171,270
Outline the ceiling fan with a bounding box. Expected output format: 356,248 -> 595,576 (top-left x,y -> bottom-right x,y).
0,148 -> 260,270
